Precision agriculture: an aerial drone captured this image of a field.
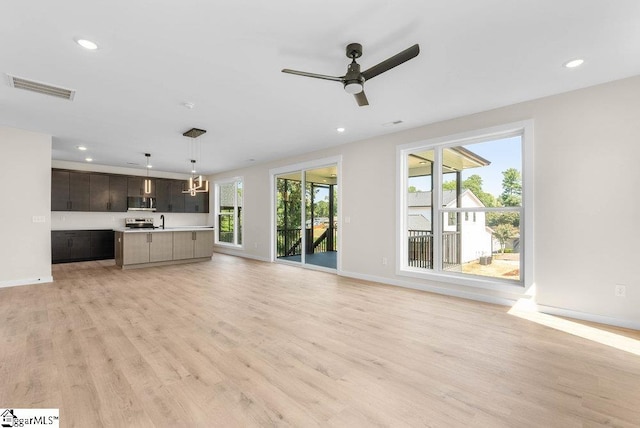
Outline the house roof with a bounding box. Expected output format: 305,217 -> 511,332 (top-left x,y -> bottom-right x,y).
408,214 -> 431,231
407,190 -> 459,207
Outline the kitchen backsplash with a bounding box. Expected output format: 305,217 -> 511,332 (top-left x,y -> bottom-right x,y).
51,211 -> 211,230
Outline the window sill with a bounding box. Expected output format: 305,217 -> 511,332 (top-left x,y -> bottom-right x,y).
214,242 -> 243,250
398,266 -> 525,294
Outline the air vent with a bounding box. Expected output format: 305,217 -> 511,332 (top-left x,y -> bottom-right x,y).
382,119 -> 404,127
6,74 -> 75,100
182,128 -> 207,138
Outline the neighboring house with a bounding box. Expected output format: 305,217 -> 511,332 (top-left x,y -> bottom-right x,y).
408,189 -> 493,263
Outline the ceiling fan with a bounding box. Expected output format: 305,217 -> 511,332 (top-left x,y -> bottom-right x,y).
282,42 -> 420,106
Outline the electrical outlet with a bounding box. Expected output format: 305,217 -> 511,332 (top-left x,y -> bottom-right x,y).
382,257 -> 388,265
615,284 -> 626,298
254,242 -> 258,249
344,216 -> 351,224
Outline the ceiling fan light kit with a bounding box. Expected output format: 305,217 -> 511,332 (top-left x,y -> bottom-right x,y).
282,42 -> 419,106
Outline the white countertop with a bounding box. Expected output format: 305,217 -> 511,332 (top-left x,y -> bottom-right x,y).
114,226 -> 214,233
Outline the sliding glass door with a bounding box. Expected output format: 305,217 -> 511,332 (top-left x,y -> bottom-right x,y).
275,164 -> 338,270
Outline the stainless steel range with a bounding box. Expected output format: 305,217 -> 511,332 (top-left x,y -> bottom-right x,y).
125,217 -> 155,229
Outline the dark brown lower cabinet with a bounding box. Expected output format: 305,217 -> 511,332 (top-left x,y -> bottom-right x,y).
52,230 -> 115,263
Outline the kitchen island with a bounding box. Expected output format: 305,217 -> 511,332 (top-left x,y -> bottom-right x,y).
115,227 -> 214,269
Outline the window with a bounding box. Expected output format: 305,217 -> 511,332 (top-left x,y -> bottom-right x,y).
215,178 -> 243,246
448,212 -> 456,226
400,122 -> 531,287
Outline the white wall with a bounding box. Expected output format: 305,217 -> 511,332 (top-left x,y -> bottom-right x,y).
211,75 -> 640,328
0,126 -> 52,287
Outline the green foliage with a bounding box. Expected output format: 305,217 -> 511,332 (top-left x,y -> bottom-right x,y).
500,168 -> 522,206
487,211 -> 519,228
493,224 -> 517,253
442,181 -> 456,191
442,174 -> 496,207
315,199 -> 329,218
408,185 -> 418,193
276,178 -> 302,229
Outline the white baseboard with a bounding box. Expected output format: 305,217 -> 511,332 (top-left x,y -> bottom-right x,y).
213,249 -> 270,263
339,270 -> 519,307
533,303 -> 640,331
0,276 -> 54,289
338,271 -> 640,330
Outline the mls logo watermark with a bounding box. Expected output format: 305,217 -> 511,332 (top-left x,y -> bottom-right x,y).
1,409 -> 59,427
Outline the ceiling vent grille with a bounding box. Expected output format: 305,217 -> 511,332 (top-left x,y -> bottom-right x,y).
182,128 -> 207,138
6,74 -> 75,100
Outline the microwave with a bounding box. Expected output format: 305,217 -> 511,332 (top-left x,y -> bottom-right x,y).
127,196 -> 156,211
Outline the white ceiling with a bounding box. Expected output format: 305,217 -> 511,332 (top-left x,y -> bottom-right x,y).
2,1 -> 640,175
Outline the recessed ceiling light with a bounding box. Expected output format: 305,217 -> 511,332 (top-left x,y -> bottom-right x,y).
76,145 -> 87,151
564,58 -> 584,68
419,161 -> 427,165
75,38 -> 98,50
85,157 -> 93,162
336,127 -> 345,133
147,165 -> 152,169
183,102 -> 195,109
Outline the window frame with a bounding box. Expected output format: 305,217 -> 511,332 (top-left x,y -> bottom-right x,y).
214,176 -> 243,248
397,121 -> 534,292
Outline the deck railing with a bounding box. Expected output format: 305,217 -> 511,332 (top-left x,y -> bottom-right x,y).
408,230 -> 460,269
277,227 -> 337,258
277,228 -> 302,257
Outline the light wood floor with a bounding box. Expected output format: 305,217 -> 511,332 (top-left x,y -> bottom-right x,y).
1,254 -> 639,427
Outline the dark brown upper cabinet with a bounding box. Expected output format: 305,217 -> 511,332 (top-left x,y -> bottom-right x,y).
51,170 -> 90,211
52,169 -> 205,213
90,174 -> 127,212
184,191 -> 209,213
156,179 -> 187,212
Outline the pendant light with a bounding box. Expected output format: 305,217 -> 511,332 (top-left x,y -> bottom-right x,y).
183,159 -> 209,195
144,153 -> 152,194
181,128 -> 209,196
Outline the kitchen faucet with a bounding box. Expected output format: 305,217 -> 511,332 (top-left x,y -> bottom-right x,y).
160,214 -> 165,229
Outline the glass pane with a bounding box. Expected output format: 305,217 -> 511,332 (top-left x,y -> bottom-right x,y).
237,207 -> 242,245
219,182 -> 235,207
443,136 -> 522,209
237,181 -> 243,245
442,210 -> 521,281
218,213 -> 234,243
276,172 -> 302,260
218,181 -> 242,245
407,149 -> 434,269
304,166 -> 337,269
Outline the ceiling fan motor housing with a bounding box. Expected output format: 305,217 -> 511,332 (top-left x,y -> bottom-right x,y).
346,43 -> 363,59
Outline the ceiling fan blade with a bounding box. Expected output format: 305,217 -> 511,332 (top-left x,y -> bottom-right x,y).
361,44 -> 420,81
354,91 -> 369,106
281,69 -> 343,82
